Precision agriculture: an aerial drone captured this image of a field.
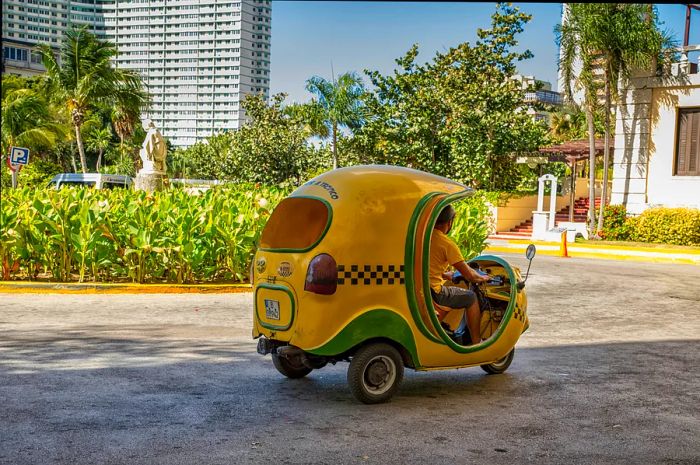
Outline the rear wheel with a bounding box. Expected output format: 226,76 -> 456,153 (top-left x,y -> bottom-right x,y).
480,348 -> 515,375
272,353 -> 312,379
347,343 -> 404,404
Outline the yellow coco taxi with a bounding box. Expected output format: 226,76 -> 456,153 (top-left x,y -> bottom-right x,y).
252,165 -> 534,404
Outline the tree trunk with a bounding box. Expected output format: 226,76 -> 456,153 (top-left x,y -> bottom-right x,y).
569,161 -> 576,222
597,76 -> 612,235
332,122 -> 338,170
70,147 -> 78,173
96,149 -> 103,172
74,124 -> 88,173
585,105 -> 597,235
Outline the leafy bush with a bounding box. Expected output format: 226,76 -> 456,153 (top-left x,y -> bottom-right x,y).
16,159 -> 63,188
601,204 -> 633,241
1,184 -> 498,282
449,192 -> 495,260
1,185 -> 289,282
630,207 -> 700,246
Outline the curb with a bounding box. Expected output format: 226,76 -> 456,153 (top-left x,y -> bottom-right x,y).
486,242 -> 700,265
0,282 -> 253,294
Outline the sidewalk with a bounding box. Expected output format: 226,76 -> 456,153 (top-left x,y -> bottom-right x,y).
486,238 -> 700,265
0,282 -> 252,294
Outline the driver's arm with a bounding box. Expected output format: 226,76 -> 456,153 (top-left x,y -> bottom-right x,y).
452,260 -> 490,283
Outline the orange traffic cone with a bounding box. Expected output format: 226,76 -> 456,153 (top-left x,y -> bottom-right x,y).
560,230 -> 569,258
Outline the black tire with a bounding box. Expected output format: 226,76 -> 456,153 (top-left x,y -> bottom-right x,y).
272,353 -> 313,379
480,348 -> 515,375
347,343 -> 404,404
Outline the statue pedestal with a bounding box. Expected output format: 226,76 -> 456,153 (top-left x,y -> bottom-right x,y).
134,171 -> 168,193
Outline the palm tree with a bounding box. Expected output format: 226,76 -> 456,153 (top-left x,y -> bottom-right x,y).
39,26 -> 147,173
557,4 -> 672,236
112,84 -> 151,149
1,82 -> 65,158
305,72 -> 365,169
284,101 -> 330,140
86,126 -> 112,171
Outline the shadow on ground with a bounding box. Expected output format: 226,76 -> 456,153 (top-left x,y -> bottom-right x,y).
1,329 -> 698,465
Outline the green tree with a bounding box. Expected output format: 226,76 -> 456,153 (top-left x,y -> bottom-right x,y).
305,72 -> 366,169
354,4 -> 547,191
175,94 -> 324,185
556,3 -> 672,235
86,126 -> 112,171
549,105 -> 604,143
1,76 -> 66,158
112,85 -> 150,149
284,102 -> 329,139
39,25 -> 148,173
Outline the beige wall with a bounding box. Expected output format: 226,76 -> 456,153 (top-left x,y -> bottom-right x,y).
489,178 -> 590,233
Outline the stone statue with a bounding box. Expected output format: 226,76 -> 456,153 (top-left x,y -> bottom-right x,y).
139,120 -> 167,174
134,120 -> 168,192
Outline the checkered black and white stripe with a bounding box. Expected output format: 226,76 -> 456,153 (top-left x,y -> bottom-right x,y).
513,304 -> 527,323
337,264 -> 405,285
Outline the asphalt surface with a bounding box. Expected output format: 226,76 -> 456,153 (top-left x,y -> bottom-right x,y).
1,254 -> 699,465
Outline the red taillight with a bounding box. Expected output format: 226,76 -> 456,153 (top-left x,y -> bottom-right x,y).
304,253 -> 337,295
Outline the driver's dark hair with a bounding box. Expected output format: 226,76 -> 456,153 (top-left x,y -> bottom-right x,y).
436,205 -> 456,225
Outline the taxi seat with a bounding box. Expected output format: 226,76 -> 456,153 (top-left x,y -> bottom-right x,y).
433,301 -> 465,332
433,300 -> 471,345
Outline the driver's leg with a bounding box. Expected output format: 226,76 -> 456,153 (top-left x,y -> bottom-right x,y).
437,286 -> 480,345
465,299 -> 481,346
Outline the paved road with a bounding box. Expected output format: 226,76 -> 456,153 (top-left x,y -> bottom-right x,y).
1,254 -> 699,465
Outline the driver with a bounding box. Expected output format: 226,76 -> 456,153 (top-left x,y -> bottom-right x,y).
430,205 -> 491,346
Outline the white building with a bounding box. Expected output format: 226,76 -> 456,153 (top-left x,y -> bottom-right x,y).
103,0 -> 272,147
557,3 -> 700,214
513,74 -> 563,122
1,0 -> 106,76
611,49 -> 700,213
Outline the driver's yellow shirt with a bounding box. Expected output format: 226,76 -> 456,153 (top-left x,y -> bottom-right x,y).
429,229 -> 465,293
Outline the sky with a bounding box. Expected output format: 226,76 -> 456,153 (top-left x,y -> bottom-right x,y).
269,2 -> 699,104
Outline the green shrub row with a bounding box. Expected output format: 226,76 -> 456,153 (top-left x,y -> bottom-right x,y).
1,186 -> 491,283
601,205 -> 700,246
1,186 -> 288,283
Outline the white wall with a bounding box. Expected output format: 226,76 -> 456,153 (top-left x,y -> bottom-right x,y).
611,73 -> 700,213
646,81 -> 700,209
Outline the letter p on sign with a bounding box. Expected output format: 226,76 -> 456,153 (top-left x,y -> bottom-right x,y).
10,147 -> 30,165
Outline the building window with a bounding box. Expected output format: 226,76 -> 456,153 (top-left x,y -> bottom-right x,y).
675,108 -> 700,176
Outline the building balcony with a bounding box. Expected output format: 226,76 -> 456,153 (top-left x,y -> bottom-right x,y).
673,44 -> 700,75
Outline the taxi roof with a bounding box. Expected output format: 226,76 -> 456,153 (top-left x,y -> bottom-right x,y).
291,165 -> 470,205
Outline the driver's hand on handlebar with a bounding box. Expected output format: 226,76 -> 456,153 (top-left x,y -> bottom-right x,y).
474,274 -> 491,284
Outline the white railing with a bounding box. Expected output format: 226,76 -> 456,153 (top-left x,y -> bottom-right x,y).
672,44 -> 700,76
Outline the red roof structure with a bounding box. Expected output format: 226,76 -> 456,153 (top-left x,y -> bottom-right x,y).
538,138 -> 613,163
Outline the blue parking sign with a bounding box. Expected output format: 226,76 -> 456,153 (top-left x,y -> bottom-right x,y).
10,147 -> 30,165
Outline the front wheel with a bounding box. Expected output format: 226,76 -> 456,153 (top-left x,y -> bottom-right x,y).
347,343 -> 404,404
480,348 -> 515,375
272,353 -> 312,379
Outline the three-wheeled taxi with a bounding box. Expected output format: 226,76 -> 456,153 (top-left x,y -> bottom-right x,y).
252,165 -> 534,404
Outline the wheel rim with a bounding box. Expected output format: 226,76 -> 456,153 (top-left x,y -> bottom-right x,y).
361,355 -> 396,395
490,352 -> 511,369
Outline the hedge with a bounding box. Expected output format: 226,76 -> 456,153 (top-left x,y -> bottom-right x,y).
630,207 -> 700,246
1,185 -> 491,283
602,205 -> 700,246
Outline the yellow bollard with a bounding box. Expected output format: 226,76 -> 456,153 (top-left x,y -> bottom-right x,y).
560,230 -> 569,258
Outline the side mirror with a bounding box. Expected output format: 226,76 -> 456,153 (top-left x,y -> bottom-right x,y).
519,244 -> 536,290
525,244 -> 536,260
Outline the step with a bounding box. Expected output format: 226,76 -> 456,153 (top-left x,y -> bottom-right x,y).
489,233 -> 532,240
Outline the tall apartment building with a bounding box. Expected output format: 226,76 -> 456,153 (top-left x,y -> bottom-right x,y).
103,0 -> 272,147
1,0 -> 106,76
